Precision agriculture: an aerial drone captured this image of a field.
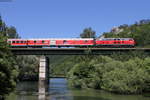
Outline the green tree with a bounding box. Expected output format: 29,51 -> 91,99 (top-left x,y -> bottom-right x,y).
6,26 -> 19,38
16,55 -> 39,81
80,27 -> 96,38
0,16 -> 18,99
1,16 -> 39,81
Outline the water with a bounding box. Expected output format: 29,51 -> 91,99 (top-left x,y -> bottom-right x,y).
6,78 -> 150,100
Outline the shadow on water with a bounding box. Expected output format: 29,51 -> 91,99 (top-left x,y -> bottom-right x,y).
72,96 -> 109,100
6,78 -> 150,100
49,96 -> 109,100
16,81 -> 38,92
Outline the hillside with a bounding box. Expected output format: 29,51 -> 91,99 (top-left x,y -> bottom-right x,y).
102,19 -> 150,47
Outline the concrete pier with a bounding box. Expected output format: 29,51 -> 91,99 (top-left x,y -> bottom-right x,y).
38,56 -> 49,100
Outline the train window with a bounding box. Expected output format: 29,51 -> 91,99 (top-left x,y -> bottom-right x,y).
16,41 -> 20,43
34,41 -> 36,43
21,41 -> 24,43
42,40 -> 45,43
12,41 -> 15,43
84,40 -> 88,43
63,40 -> 68,44
44,41 -> 48,43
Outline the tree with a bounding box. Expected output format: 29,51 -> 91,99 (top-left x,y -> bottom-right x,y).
0,16 -> 2,32
6,26 -> 19,38
16,55 -> 39,81
0,16 -> 18,99
80,27 -> 96,38
0,16 -> 7,37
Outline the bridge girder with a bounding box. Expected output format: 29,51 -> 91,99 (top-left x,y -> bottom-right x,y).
10,48 -> 150,55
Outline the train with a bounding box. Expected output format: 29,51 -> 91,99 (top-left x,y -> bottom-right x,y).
7,38 -> 135,48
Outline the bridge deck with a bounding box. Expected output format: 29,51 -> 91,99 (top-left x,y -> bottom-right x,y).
10,48 -> 150,55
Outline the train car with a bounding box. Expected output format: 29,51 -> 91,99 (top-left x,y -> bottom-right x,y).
8,38 -> 94,47
8,39 -> 27,47
27,39 -> 50,47
52,38 -> 94,47
95,38 -> 135,47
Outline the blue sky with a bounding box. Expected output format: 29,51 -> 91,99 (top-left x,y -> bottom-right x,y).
0,0 -> 150,38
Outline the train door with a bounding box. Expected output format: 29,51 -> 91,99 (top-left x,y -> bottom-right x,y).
50,40 -> 56,46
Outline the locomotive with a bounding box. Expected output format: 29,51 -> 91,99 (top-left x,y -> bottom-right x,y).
7,38 -> 135,48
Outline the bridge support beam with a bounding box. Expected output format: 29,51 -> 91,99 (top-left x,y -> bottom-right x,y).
38,56 -> 49,100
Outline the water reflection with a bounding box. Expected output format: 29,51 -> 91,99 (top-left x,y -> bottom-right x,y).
49,78 -> 73,100
38,80 -> 46,100
38,94 -> 46,100
6,78 -> 150,100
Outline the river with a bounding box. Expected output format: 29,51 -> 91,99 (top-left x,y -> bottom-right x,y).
6,78 -> 150,100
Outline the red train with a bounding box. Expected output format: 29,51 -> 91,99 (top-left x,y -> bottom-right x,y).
7,38 -> 135,48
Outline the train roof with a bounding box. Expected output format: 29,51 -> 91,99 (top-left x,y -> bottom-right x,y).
8,38 -> 134,41
8,38 -> 94,40
97,38 -> 134,40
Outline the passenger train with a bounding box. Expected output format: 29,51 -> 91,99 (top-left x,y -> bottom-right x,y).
7,38 -> 135,48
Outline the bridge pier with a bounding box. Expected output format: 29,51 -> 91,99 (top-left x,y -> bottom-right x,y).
38,56 -> 49,100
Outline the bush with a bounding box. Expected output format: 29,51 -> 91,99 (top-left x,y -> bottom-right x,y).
67,56 -> 150,94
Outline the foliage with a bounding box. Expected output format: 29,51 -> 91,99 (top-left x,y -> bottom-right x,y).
67,55 -> 150,94
6,26 -> 19,38
80,27 -> 96,38
16,55 -> 39,81
0,16 -> 18,98
0,15 -> 39,81
49,55 -> 87,77
102,58 -> 150,94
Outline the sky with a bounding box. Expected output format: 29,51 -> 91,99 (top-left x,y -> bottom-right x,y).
0,0 -> 150,38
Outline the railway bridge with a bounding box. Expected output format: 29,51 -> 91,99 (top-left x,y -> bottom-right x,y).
10,48 -> 150,55
9,47 -> 150,98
